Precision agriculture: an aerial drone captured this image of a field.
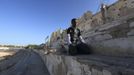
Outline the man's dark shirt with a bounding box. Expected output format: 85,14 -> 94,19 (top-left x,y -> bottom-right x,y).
67,27 -> 81,43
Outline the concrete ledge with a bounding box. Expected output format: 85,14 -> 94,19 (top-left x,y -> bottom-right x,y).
36,50 -> 134,75
82,17 -> 134,57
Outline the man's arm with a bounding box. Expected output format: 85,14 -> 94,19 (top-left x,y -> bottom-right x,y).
78,29 -> 85,43
79,36 -> 85,43
67,28 -> 72,45
67,34 -> 72,45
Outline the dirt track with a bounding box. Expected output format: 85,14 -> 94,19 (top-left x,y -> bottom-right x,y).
0,50 -> 50,75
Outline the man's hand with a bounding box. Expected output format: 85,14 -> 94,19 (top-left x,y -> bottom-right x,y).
69,40 -> 72,45
80,36 -> 86,43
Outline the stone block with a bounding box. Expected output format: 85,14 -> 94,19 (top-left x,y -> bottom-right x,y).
91,68 -> 98,75
93,36 -> 134,56
129,22 -> 134,28
97,70 -> 103,75
82,64 -> 91,75
86,71 -> 92,75
94,34 -> 112,41
127,29 -> 134,36
65,57 -> 82,75
103,69 -> 112,75
122,69 -> 134,75
98,21 -> 122,32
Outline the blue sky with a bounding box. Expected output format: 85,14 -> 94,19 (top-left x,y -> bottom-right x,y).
0,0 -> 117,46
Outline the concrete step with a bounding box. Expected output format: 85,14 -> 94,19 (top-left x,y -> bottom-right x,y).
37,50 -> 134,75
76,54 -> 134,69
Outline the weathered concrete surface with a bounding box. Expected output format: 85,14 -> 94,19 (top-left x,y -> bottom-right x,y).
0,50 -> 50,75
37,50 -> 134,75
81,14 -> 134,57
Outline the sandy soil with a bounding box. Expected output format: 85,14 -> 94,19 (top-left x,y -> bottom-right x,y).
0,51 -> 16,57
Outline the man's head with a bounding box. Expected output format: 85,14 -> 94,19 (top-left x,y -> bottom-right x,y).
71,18 -> 77,28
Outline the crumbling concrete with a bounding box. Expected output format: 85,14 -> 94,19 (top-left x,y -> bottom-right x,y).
36,50 -> 134,75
